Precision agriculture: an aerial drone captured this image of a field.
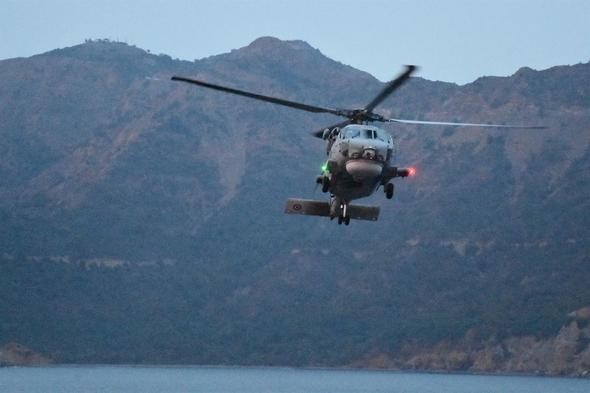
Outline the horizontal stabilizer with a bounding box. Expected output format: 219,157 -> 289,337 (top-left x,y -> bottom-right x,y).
348,204 -> 380,221
285,199 -> 380,221
285,199 -> 330,217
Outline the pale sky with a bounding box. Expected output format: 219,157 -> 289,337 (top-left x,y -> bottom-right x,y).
2,0 -> 589,84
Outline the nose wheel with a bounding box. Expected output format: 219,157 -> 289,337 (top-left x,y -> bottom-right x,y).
321,176 -> 330,193
316,176 -> 330,193
338,202 -> 350,225
385,183 -> 394,199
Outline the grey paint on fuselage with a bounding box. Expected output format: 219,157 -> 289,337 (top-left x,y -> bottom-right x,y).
325,124 -> 394,202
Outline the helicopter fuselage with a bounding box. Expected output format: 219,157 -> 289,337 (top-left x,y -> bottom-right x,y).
324,124 -> 392,199
319,124 -> 410,216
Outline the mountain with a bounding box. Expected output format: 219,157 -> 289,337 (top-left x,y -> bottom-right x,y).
0,37 -> 589,376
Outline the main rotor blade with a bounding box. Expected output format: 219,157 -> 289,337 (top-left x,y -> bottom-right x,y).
311,119 -> 352,138
171,76 -> 347,117
364,65 -> 417,113
388,118 -> 546,129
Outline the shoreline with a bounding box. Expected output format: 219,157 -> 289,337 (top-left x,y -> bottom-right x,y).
5,362 -> 588,379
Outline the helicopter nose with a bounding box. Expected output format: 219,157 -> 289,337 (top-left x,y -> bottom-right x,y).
345,159 -> 383,181
362,148 -> 376,160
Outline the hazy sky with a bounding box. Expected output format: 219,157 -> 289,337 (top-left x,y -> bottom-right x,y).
2,0 -> 589,84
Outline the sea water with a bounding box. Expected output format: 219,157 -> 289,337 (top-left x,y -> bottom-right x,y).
0,365 -> 588,393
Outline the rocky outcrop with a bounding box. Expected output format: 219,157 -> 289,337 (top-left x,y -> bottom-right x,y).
568,307 -> 590,321
0,343 -> 52,366
353,311 -> 590,377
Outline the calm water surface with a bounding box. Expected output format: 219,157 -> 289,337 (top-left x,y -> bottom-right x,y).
0,366 -> 588,393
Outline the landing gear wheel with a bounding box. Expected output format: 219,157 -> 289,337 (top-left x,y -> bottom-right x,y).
321,176 -> 330,193
338,202 -> 350,226
385,183 -> 394,199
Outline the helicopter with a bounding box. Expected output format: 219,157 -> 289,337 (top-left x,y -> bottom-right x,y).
171,65 -> 543,225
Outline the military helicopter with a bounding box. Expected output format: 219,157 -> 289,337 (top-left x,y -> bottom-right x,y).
171,66 -> 543,225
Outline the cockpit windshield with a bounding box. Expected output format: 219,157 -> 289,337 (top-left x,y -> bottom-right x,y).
363,129 -> 377,139
342,127 -> 388,141
343,128 -> 360,139
375,129 -> 387,141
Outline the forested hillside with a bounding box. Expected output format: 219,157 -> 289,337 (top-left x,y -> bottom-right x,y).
1,37 -> 589,375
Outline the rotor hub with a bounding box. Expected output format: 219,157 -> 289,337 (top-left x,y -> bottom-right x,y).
348,109 -> 386,124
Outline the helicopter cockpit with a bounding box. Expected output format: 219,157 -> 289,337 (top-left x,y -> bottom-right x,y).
340,125 -> 389,141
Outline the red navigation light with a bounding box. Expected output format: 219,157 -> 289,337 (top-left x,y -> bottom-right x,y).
408,167 -> 416,177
